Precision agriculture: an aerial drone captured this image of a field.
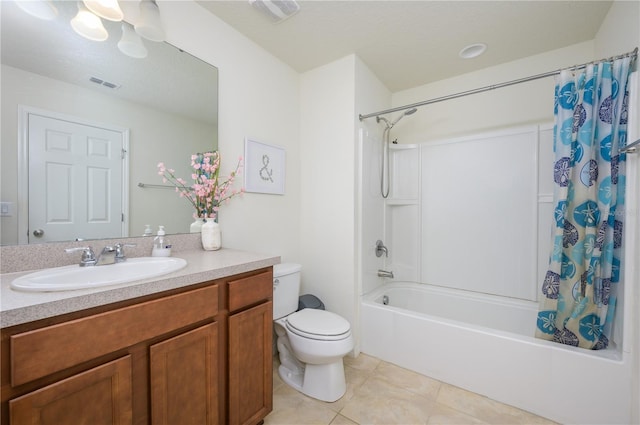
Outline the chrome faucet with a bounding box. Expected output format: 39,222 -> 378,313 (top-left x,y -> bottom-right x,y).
377,269 -> 394,278
66,242 -> 136,267
65,246 -> 97,267
114,242 -> 136,263
375,240 -> 389,257
96,246 -> 117,266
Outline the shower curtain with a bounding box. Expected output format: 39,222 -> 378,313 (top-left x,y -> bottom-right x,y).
536,55 -> 635,349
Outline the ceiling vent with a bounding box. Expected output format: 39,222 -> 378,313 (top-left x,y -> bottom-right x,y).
89,76 -> 121,90
249,0 -> 299,23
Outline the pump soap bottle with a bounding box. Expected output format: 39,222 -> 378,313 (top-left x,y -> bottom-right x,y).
151,226 -> 172,257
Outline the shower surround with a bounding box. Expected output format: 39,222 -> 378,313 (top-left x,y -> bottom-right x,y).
357,123 -> 638,424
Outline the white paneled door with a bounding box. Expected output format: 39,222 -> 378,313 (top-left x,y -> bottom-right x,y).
27,113 -> 126,243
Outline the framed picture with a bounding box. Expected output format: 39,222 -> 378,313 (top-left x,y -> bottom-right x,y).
244,138 -> 286,195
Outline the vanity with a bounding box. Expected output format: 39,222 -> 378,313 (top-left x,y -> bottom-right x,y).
0,242 -> 279,425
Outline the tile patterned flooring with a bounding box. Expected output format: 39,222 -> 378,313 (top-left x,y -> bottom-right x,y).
264,353 -> 557,425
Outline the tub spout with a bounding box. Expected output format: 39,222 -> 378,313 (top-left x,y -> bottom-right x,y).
377,269 -> 394,278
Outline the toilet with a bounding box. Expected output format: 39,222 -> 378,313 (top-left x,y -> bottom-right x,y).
273,263 -> 354,402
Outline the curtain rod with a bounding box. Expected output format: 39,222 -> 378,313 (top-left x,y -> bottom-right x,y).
359,47 -> 638,121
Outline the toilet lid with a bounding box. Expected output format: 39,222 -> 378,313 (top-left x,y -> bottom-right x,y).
286,309 -> 351,339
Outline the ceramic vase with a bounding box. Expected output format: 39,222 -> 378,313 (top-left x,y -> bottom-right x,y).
190,217 -> 205,233
201,219 -> 221,251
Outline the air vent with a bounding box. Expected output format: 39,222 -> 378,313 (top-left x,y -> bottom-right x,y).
89,76 -> 121,90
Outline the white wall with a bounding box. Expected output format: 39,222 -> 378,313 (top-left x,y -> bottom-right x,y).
299,56 -> 357,341
158,1 -> 301,261
595,0 -> 639,58
298,54 -> 391,355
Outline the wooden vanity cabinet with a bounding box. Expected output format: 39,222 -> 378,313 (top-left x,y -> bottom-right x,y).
227,272 -> 273,425
9,356 -> 133,425
150,322 -> 219,425
1,267 -> 274,425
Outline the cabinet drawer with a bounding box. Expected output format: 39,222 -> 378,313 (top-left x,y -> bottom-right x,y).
228,271 -> 272,313
11,285 -> 218,387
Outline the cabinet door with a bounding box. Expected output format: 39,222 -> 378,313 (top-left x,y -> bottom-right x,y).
150,323 -> 219,425
9,356 -> 132,425
228,301 -> 273,425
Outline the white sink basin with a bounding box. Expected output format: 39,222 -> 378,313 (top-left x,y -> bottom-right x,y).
10,257 -> 188,292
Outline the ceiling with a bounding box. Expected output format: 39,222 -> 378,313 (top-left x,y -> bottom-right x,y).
199,0 -> 613,92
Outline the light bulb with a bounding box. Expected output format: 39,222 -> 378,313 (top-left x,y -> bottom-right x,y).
118,22 -> 148,58
70,3 -> 108,41
83,0 -> 124,22
135,0 -> 165,42
14,0 -> 58,20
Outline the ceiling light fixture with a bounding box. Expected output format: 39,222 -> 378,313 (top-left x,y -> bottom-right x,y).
82,0 -> 124,22
249,0 -> 300,23
13,0 -> 58,20
135,0 -> 165,42
118,22 -> 148,59
70,2 -> 108,41
459,43 -> 487,59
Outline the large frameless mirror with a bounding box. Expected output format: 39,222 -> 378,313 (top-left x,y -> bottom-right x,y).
1,1 -> 219,246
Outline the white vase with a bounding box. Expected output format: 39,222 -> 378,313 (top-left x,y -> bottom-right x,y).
201,219 -> 221,251
190,217 -> 205,233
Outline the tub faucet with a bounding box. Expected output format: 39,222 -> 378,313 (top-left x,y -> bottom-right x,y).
377,269 -> 394,278
375,240 -> 389,257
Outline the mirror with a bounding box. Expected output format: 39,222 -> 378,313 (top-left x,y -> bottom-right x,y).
1,1 -> 218,246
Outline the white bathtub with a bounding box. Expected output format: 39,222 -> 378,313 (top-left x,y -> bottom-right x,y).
360,282 -> 633,424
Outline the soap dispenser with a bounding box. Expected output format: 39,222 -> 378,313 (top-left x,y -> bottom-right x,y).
151,226 -> 172,257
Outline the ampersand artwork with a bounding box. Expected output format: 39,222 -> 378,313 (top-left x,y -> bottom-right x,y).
259,154 -> 274,182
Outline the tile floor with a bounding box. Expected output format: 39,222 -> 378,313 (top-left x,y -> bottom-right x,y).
264,353 -> 557,425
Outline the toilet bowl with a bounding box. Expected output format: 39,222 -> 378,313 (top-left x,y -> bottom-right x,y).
273,264 -> 354,402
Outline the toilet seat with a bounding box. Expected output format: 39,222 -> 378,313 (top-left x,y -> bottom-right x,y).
286,309 -> 351,341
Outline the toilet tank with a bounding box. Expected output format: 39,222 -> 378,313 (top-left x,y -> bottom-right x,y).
273,263 -> 302,320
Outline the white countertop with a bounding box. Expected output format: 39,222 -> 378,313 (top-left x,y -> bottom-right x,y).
1,249 -> 280,328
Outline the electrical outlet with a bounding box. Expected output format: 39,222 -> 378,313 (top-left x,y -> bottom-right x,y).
1,202 -> 13,217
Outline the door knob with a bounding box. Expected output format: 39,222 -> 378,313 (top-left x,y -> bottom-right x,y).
33,229 -> 44,237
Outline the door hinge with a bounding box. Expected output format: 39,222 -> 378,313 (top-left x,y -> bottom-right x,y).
122,213 -> 125,222
121,148 -> 127,159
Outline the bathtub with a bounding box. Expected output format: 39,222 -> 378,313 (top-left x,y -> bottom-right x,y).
360,282 -> 632,425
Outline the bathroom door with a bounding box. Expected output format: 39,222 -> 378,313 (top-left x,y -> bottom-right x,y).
27,112 -> 126,243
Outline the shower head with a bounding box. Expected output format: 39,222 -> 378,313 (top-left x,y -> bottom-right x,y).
376,108 -> 418,129
405,108 -> 418,116
389,108 -> 418,127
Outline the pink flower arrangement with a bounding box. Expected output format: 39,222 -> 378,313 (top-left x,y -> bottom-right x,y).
157,151 -> 243,220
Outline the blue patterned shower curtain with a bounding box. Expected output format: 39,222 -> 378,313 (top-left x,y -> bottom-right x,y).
536,56 -> 635,350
